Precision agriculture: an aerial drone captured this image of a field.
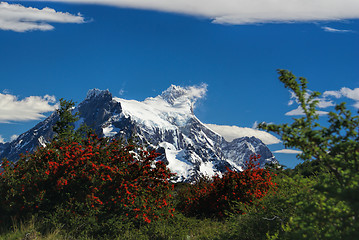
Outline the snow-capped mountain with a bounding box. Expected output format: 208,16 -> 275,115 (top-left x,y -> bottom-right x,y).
0,86 -> 277,182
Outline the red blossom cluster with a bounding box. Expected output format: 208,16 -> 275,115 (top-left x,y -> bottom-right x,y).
0,134 -> 175,224
178,154 -> 277,218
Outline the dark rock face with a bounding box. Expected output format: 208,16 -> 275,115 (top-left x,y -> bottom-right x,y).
77,89 -> 122,135
0,88 -> 277,182
221,136 -> 276,168
0,142 -> 9,157
0,113 -> 58,162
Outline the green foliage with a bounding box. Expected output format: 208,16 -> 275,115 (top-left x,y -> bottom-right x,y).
259,69 -> 359,239
224,172 -> 315,240
52,98 -> 91,142
52,98 -> 78,140
289,159 -> 325,178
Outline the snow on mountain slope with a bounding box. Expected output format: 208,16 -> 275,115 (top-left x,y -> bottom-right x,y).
0,85 -> 277,182
114,84 -> 205,130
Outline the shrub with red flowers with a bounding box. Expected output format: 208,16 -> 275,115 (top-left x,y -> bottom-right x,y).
177,154 -> 277,218
0,134 -> 175,226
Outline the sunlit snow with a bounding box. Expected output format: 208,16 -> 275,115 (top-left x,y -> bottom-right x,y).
114,94 -> 193,131
103,125 -> 120,137
159,142 -> 192,180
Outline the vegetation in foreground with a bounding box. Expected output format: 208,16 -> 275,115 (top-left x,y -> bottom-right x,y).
1,70 -> 358,239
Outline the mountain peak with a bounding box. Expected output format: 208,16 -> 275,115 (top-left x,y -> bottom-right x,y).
160,84 -> 207,106
160,85 -> 187,105
85,88 -> 112,100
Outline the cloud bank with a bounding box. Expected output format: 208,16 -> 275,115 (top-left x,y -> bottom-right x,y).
205,124 -> 281,145
0,2 -> 85,32
37,0 -> 359,25
0,93 -> 57,123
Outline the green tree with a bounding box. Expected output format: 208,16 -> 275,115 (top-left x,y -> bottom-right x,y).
259,70 -> 359,239
53,98 -> 90,142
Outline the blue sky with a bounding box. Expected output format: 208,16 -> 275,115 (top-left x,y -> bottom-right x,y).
1,0 -> 359,168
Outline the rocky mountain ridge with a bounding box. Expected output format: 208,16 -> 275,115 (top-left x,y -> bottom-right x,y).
0,86 -> 277,182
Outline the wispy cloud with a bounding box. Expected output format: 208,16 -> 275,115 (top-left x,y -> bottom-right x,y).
205,123 -> 281,145
273,149 -> 302,154
322,26 -> 353,33
118,89 -> 125,96
338,87 -> 359,101
0,134 -> 19,143
0,93 -> 57,123
285,91 -> 333,116
323,90 -> 342,99
10,134 -> 19,142
0,2 -> 85,32
285,106 -> 328,116
286,86 -> 359,116
160,83 -> 207,107
324,87 -> 359,109
0,135 -> 5,144
37,0 -> 359,25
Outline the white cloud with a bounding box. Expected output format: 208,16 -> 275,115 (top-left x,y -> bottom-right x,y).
0,93 -> 57,123
322,26 -> 353,33
285,106 -> 328,116
273,149 -> 302,154
285,90 -> 332,116
285,106 -> 304,116
286,86 -> 359,115
317,99 -> 335,108
160,83 -> 207,108
323,90 -> 342,99
0,2 -> 85,32
340,87 -> 359,101
322,88 -> 359,102
118,89 -> 125,96
323,87 -> 359,109
205,123 -> 281,145
39,0 -> 359,25
186,84 -> 208,105
10,134 -> 19,142
340,87 -> 359,109
0,134 -> 19,143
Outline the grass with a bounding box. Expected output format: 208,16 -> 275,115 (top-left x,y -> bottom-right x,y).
0,214 -> 234,240
0,217 -> 62,240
